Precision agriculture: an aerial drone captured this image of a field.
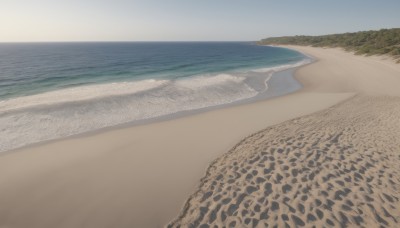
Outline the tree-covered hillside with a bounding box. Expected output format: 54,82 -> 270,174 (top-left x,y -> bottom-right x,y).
258,28 -> 400,62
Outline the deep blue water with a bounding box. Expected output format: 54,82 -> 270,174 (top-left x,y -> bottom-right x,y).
0,42 -> 309,152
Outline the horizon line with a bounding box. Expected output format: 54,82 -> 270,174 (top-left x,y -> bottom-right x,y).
0,40 -> 257,44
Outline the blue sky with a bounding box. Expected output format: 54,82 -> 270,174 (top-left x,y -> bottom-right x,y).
1,0 -> 399,42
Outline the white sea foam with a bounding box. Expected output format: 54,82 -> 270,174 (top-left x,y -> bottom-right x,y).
0,59 -> 310,153
0,73 -> 258,152
0,79 -> 168,113
252,59 -> 311,73
176,73 -> 247,88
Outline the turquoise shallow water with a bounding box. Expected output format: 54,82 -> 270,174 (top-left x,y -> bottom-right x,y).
0,42 -> 309,152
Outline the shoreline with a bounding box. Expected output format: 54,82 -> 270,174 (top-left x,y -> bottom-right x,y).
2,52 -> 311,154
0,46 -> 371,228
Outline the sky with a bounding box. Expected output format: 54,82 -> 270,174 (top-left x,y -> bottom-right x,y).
1,0 -> 399,42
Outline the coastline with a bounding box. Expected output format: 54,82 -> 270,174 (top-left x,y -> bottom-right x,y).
0,49 -> 309,154
2,45 -> 394,227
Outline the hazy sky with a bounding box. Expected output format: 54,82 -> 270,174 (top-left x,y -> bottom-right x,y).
1,0 -> 399,42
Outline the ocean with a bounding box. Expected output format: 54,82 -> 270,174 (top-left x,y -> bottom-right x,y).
0,42 -> 310,152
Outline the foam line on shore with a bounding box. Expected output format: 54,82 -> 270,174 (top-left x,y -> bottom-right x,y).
0,57 -> 310,153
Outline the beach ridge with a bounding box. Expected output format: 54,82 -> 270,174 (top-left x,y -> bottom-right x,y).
168,95 -> 400,227
167,93 -> 356,227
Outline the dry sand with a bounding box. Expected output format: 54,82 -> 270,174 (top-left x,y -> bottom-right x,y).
169,95 -> 400,227
0,46 -> 399,228
169,48 -> 400,228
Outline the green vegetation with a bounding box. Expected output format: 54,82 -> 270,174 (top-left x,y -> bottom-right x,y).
258,28 -> 400,62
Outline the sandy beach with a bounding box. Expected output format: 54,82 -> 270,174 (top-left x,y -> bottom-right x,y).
169,47 -> 400,227
1,46 -> 400,228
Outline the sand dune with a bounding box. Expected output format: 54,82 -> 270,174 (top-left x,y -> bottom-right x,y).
169,47 -> 400,227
